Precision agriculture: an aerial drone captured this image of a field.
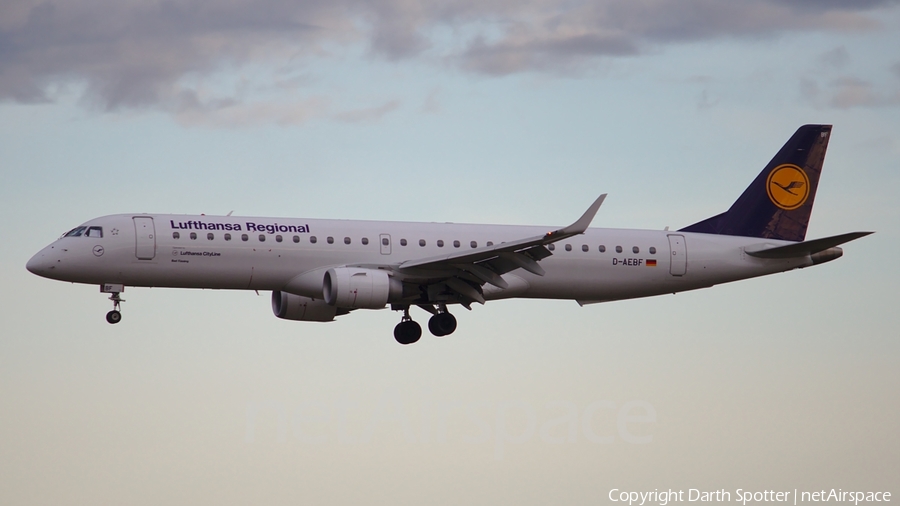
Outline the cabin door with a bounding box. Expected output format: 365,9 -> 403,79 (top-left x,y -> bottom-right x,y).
667,234 -> 686,276
133,217 -> 157,260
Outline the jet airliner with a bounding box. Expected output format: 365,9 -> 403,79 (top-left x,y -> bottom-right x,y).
27,125 -> 871,344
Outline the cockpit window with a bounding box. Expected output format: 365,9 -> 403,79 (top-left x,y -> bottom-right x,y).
64,227 -> 87,237
86,227 -> 103,238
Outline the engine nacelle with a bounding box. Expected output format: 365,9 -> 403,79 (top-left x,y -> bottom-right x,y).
271,291 -> 338,322
322,267 -> 402,309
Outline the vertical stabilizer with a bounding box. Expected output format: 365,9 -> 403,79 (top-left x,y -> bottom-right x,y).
680,124 -> 831,242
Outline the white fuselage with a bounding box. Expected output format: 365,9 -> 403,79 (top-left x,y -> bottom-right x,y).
26,213 -> 812,304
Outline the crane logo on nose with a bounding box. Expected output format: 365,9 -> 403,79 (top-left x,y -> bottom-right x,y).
93,245 -> 104,256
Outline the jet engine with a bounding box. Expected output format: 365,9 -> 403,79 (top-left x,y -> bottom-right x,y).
271,291 -> 339,322
322,267 -> 403,309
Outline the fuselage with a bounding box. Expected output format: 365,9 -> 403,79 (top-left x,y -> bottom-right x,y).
26,213 -> 813,304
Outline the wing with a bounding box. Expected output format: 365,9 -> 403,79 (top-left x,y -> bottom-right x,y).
352,194 -> 606,305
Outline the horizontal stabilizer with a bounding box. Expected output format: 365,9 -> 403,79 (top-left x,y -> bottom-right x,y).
745,231 -> 873,259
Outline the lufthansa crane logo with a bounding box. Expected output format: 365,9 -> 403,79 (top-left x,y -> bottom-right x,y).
766,164 -> 810,210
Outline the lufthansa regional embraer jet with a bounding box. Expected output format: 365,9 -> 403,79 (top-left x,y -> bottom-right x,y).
27,125 -> 871,344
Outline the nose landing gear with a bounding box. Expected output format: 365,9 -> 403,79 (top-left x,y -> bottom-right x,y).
101,284 -> 125,324
106,292 -> 124,324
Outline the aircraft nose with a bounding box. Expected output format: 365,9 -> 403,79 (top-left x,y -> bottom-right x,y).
26,247 -> 56,277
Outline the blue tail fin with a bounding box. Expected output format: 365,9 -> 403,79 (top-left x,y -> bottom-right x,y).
680,124 -> 832,242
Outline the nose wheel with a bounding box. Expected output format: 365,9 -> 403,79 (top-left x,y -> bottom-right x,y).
105,291 -> 124,324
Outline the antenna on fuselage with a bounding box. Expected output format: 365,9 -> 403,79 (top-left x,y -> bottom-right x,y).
227,211 -> 234,216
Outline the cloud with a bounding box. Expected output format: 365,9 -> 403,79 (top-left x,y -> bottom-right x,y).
819,46 -> 851,69
800,75 -> 900,109
333,99 -> 401,122
170,90 -> 330,127
1,0 -> 896,119
420,87 -> 441,114
827,77 -> 900,108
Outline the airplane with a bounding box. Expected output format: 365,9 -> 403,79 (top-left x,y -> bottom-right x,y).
26,124 -> 872,344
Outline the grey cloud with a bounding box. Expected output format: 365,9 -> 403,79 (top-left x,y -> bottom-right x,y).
460,32 -> 638,75
770,0 -> 899,11
1,0 -> 896,120
892,62 -> 900,78
819,46 -> 850,69
0,0 -> 352,109
697,89 -> 720,110
455,0 -> 886,75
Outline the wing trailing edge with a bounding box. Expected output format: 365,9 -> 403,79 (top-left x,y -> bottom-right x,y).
399,194 -> 606,271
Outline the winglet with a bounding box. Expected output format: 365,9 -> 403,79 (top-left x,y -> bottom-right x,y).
548,194 -> 606,238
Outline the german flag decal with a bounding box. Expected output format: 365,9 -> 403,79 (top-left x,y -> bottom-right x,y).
647,259 -> 657,267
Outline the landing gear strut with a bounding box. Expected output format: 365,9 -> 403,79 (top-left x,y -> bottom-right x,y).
105,291 -> 124,324
393,307 -> 421,345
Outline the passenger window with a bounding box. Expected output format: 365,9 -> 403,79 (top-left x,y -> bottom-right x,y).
582,244 -> 589,252
225,233 -> 231,241
276,235 -> 283,243
453,240 -> 460,248
633,246 -> 639,254
471,241 -> 477,248
190,232 -> 197,240
362,238 -> 369,245
649,247 -> 656,254
382,238 -> 389,246
437,240 -> 444,247
293,236 -> 300,243
241,234 -> 249,241
548,244 -> 555,251
419,239 -> 426,247
487,241 -> 493,247
616,246 -> 623,253
207,233 -> 214,240
565,244 -> 572,251
327,236 -> 334,244
87,227 -> 103,238
310,236 -> 317,244
599,245 -> 606,253
173,232 -> 180,240
400,239 -> 408,246
259,234 -> 266,242
344,237 -> 351,245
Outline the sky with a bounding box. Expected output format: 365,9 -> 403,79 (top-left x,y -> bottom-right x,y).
1,0 -> 899,504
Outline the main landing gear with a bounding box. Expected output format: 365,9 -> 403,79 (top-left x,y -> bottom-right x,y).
393,305 -> 458,345
393,308 -> 421,345
428,310 -> 457,337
